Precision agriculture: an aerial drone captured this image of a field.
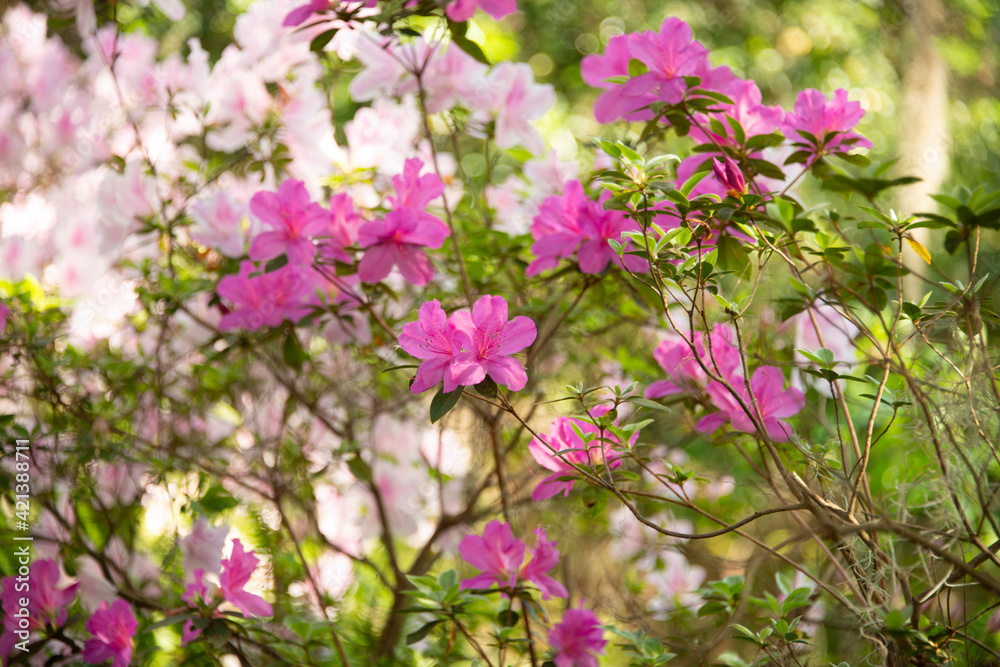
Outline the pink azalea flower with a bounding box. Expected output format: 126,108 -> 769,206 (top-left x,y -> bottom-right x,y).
712,156 -> 747,197
459,520 -> 526,592
458,521 -> 568,598
645,324 -> 741,399
398,299 -> 463,394
646,550 -> 706,616
248,179 -> 329,265
219,539 -> 273,617
0,559 -> 78,656
283,0 -> 332,27
180,519 -> 229,579
189,190 -> 252,258
548,606 -> 607,667
782,88 -> 872,159
181,618 -> 203,647
449,294 -> 537,391
699,366 -> 805,442
357,209 -> 450,286
182,569 -> 211,606
320,193 -> 364,263
217,261 -> 318,331
446,0 -> 517,22
81,599 -> 138,667
581,18 -> 709,124
526,180 -> 646,276
389,158 -> 445,210
528,406 -> 626,501
517,528 -> 568,599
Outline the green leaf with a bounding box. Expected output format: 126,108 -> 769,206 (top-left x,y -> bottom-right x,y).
474,376 -> 498,398
406,620 -> 442,645
309,29 -> 337,54
430,387 -> 464,424
282,331 -> 308,371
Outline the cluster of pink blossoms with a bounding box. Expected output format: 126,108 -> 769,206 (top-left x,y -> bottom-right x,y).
398,295 -> 537,393
526,180 -> 649,277
218,158 -> 450,331
645,325 -> 805,442
583,17 -> 872,200
0,559 -> 137,667
548,605 -> 607,667
458,521 -> 566,599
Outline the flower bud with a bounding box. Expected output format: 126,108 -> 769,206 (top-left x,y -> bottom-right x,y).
712,156 -> 747,198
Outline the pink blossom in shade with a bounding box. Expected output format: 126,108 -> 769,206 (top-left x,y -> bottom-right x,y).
446,0 -> 517,22
646,550 -> 706,616
398,299 -> 463,394
528,406 -> 627,502
0,301 -> 8,330
782,88 -> 873,158
449,294 -> 537,391
0,560 -> 78,655
459,520 -> 528,592
548,606 -> 607,667
248,179 -> 329,265
699,367 -> 805,443
319,193 -> 364,263
645,325 -> 742,399
357,208 -> 450,286
217,261 -> 318,331
182,569 -> 211,606
518,528 -> 568,600
81,599 -> 138,667
219,539 -> 273,617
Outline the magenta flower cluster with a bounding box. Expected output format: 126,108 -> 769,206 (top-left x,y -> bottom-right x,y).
398,295 -> 537,393
645,325 -> 805,442
526,180 -> 649,277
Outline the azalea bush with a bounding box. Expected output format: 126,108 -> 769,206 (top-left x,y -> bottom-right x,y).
1,1 -> 1000,666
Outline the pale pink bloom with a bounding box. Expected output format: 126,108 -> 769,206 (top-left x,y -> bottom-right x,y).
646,550 -> 706,616
783,88 -> 872,159
447,0 -> 517,21
398,299 -> 463,393
548,606 -> 607,667
347,34 -> 411,102
458,521 -> 567,599
422,44 -> 489,114
699,366 -> 805,442
472,63 -> 554,155
529,405 -> 626,501
248,179 -> 328,265
217,261 -> 318,330
486,150 -> 579,235
344,96 -> 421,172
219,539 -> 273,617
449,294 -> 537,391
189,189 -> 252,258
792,304 -> 859,365
81,599 -> 137,667
181,519 -> 229,578
357,207 -> 450,286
